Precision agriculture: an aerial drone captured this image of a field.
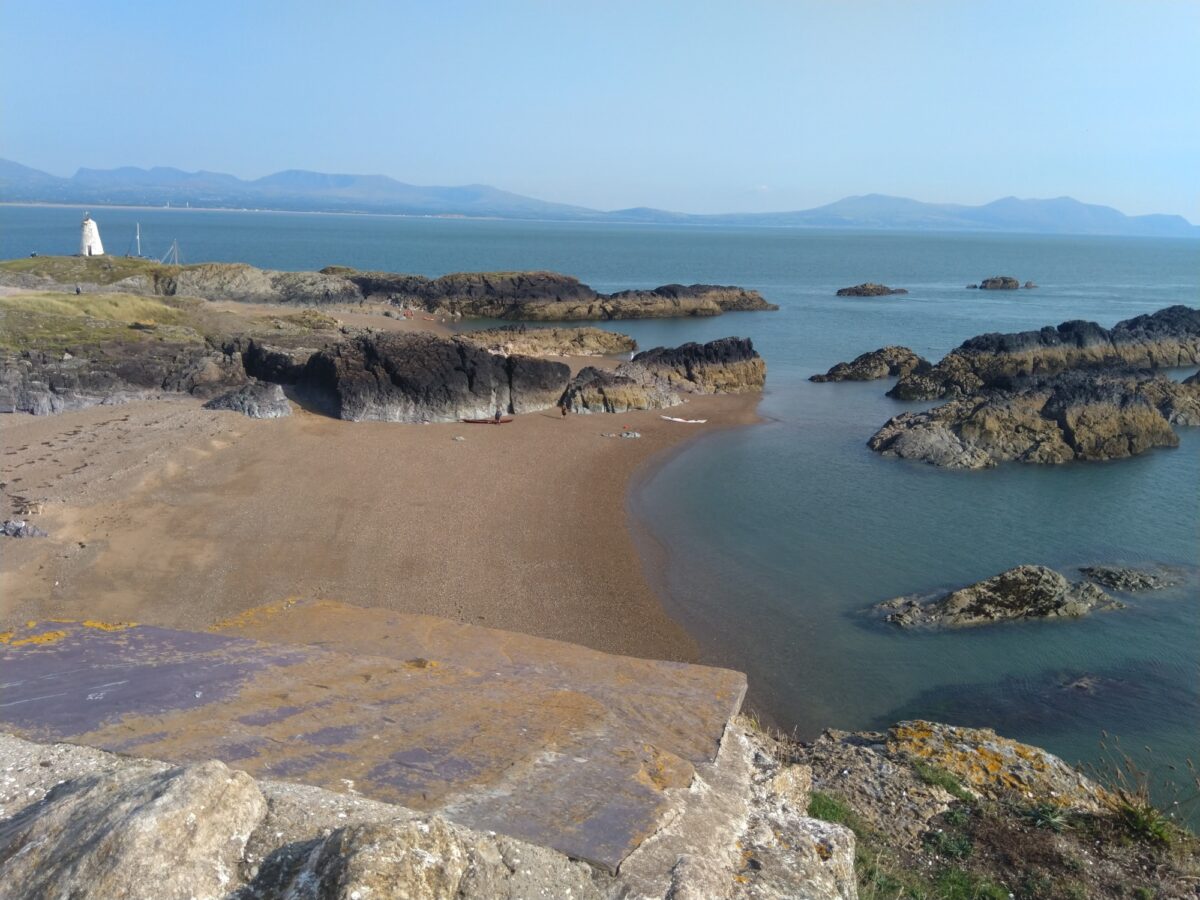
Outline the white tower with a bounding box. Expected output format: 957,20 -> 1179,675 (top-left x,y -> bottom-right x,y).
80,213 -> 105,257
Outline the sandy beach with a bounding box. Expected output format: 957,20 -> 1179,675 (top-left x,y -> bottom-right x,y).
1,385 -> 760,662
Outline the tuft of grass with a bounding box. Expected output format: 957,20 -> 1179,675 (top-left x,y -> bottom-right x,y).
913,760 -> 976,803
1021,802 -> 1073,833
925,828 -> 974,860
932,867 -> 1010,900
808,791 -> 856,827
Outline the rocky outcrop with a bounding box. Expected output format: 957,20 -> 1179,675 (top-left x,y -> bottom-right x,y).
889,305 -> 1200,401
562,366 -> 680,414
460,325 -> 637,357
979,276 -> 1020,290
297,332 -> 571,422
631,336 -> 766,395
204,381 -> 292,418
870,370 -> 1198,468
0,342 -> 248,416
874,565 -> 1121,628
0,759 -> 266,900
0,257 -> 778,320
810,346 -> 929,382
1079,564 -> 1181,592
835,283 -> 908,297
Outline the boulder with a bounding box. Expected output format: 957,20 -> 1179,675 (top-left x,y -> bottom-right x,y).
0,760 -> 265,900
204,381 -> 292,419
874,565 -> 1122,628
630,337 -> 766,395
979,276 -> 1021,290
835,283 -> 908,297
1,519 -> 48,538
563,366 -> 680,414
297,332 -> 570,422
1023,280 -> 1037,289
810,346 -> 929,382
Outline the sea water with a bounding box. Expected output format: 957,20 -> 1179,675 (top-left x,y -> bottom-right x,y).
4,205 -> 1198,811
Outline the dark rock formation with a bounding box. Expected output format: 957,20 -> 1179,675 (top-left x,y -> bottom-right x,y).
204,381 -> 292,419
835,283 -> 908,297
630,337 -> 766,395
979,276 -> 1021,290
0,343 -> 248,416
810,346 -> 930,383
229,338 -> 318,384
297,332 -> 570,422
875,565 -> 1121,628
1079,565 -> 1180,592
1023,281 -> 1038,289
2,519 -> 48,538
870,370 -> 1199,468
0,257 -> 779,321
562,367 -> 679,414
889,305 -> 1200,401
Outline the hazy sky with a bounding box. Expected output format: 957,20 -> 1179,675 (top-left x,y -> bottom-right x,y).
3,1 -> 1198,219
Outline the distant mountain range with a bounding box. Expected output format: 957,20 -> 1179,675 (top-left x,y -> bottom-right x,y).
2,158 -> 1196,238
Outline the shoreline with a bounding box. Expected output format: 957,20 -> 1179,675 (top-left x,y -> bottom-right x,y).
0,392 -> 762,665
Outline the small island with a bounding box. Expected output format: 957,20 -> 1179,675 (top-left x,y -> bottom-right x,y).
835,282 -> 908,297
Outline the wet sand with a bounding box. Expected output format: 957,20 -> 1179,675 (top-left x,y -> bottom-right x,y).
1,391 -> 760,662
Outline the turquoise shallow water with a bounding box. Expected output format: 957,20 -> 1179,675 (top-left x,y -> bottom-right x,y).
4,205 -> 1198,811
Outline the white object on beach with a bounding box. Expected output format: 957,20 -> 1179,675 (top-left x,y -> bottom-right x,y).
660,416 -> 708,424
80,214 -> 104,257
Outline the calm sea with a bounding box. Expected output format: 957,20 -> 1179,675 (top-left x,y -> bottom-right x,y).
4,205 -> 1198,811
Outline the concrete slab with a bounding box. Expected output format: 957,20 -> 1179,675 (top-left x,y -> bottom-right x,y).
0,610 -> 745,872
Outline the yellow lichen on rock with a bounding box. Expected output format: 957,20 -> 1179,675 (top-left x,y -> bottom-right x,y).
9,629 -> 69,647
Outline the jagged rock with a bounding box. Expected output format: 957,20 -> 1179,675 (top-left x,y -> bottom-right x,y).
889,305 -> 1200,400
631,337 -> 766,395
251,817 -> 603,900
871,370 -> 1197,468
1,519 -> 48,538
233,338 -> 318,384
835,283 -> 908,297
0,760 -> 266,900
460,325 -> 637,357
1079,565 -> 1180,592
563,367 -> 680,414
204,381 -> 292,418
966,284 -> 979,289
0,343 -> 248,416
297,332 -> 570,422
875,565 -> 1122,628
979,276 -> 1021,290
810,346 -> 929,382
886,721 -> 1110,812
1023,280 -> 1037,289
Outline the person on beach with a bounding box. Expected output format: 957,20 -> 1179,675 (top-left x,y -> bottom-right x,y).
494,408 -> 503,423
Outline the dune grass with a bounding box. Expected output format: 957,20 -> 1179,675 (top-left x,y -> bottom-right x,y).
0,291 -> 197,351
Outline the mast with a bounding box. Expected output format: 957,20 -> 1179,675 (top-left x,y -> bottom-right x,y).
160,239 -> 180,266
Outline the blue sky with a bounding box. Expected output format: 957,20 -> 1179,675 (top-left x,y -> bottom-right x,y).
3,1 -> 1198,219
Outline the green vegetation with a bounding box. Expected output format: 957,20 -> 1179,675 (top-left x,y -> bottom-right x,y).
0,292 -> 198,351
912,760 -> 976,803
0,254 -> 175,286
930,868 -> 1009,900
1021,802 -> 1073,833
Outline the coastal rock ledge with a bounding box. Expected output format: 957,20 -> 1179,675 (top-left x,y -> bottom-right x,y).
810,346 -> 929,382
835,283 -> 908,297
875,565 -> 1121,628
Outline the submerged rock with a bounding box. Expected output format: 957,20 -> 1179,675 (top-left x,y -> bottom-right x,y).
0,760 -> 266,900
204,381 -> 292,419
1078,564 -> 1181,592
810,346 -> 929,382
870,370 -> 1199,468
875,565 -> 1122,628
835,282 -> 908,297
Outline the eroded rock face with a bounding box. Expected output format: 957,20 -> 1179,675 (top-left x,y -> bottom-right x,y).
204,381 -> 292,419
889,305 -> 1200,401
563,366 -> 680,414
0,343 -> 248,415
631,337 -> 766,395
297,332 -> 570,422
810,346 -> 929,383
835,283 -> 908,297
460,325 -> 637,358
0,760 -> 266,900
870,371 -> 1198,468
875,565 -> 1121,628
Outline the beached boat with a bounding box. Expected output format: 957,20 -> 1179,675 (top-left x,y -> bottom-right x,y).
462,417 -> 514,424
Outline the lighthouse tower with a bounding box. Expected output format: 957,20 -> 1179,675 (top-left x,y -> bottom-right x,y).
80,213 -> 105,257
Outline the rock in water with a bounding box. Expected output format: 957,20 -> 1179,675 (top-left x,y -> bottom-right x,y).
204,381 -> 292,418
979,275 -> 1021,290
875,565 -> 1122,628
0,760 -> 265,900
1079,565 -> 1180,592
870,370 -> 1198,468
810,346 -> 929,382
835,282 -> 908,297
631,336 -> 766,394
297,332 -> 569,422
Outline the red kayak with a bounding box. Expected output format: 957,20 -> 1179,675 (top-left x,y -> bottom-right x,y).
462,417 -> 514,425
